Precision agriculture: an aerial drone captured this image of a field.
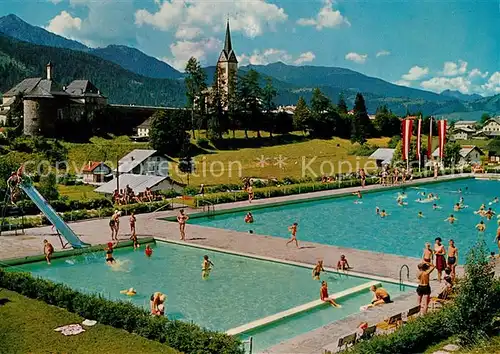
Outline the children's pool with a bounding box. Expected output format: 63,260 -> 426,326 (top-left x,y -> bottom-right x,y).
190,179 -> 500,263
11,241 -> 409,351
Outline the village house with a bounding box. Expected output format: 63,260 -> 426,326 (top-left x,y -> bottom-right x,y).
135,117 -> 152,138
369,148 -> 395,167
115,149 -> 169,177
481,117 -> 500,137
454,120 -> 478,130
450,127 -> 476,140
82,161 -> 112,183
432,145 -> 484,166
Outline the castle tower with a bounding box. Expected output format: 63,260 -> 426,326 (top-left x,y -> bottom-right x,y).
216,20 -> 238,97
46,62 -> 53,80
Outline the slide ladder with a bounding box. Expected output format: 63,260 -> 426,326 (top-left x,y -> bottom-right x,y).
19,179 -> 90,249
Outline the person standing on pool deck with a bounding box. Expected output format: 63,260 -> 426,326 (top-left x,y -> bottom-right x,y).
320,281 -> 341,307
177,209 -> 189,240
247,185 -> 254,203
286,222 -> 299,248
434,238 -> 446,282
359,169 -> 366,188
417,262 -> 435,314
129,212 -> 136,237
422,242 -> 433,264
433,162 -> 438,179
447,240 -> 458,281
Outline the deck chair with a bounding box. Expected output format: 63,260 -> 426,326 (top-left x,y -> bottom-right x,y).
376,313 -> 402,332
404,305 -> 421,322
337,333 -> 357,352
357,325 -> 376,342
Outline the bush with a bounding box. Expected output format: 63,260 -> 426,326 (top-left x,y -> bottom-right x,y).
196,137 -> 211,149
0,269 -> 243,354
348,143 -> 378,156
38,173 -> 59,201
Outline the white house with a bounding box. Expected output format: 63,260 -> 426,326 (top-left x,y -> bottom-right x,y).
115,149 -> 169,177
94,174 -> 184,194
432,145 -> 484,166
369,148 -> 395,167
481,117 -> 500,136
136,117 -> 152,138
451,127 -> 476,140
454,120 -> 477,130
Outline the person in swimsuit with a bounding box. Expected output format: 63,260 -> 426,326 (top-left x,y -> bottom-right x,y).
422,242 -> 433,264
312,260 -> 325,280
418,211 -> 424,218
495,227 -> 500,254
43,239 -> 54,265
375,207 -> 380,215
337,255 -> 350,271
131,233 -> 139,249
109,215 -> 116,240
177,209 -> 189,240
445,214 -> 457,224
433,204 -> 441,210
129,212 -> 136,236
370,285 -> 392,305
476,220 -> 486,232
454,203 -> 462,212
379,210 -> 388,218
145,244 -> 153,257
110,211 -> 120,241
105,242 -> 116,264
352,190 -> 362,199
320,281 -> 341,307
286,222 -> 299,248
150,292 -> 165,315
485,208 -> 495,220
437,268 -> 453,301
417,262 -> 435,314
447,240 -> 458,281
244,212 -> 254,223
202,255 -> 214,280
359,169 -> 366,188
247,186 -> 254,203
434,237 -> 446,282
493,197 -> 499,204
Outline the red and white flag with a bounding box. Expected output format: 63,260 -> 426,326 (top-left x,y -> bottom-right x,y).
427,117 -> 433,158
416,118 -> 422,162
401,119 -> 413,161
437,120 -> 447,158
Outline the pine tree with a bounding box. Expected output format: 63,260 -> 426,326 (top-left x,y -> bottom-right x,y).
337,93 -> 348,114
206,66 -> 228,140
261,78 -> 277,137
351,93 -> 373,144
293,97 -> 310,135
238,69 -> 262,138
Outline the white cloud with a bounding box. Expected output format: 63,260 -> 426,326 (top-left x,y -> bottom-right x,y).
345,52 -> 367,64
46,11 -> 82,37
175,26 -> 202,40
376,50 -> 390,58
469,68 -> 489,79
401,66 -> 429,81
420,76 -> 472,94
481,72 -> 500,95
164,37 -> 222,71
394,80 -> 411,87
237,49 -> 315,66
297,0 -> 350,30
294,51 -> 316,65
441,60 -> 468,76
135,0 -> 287,38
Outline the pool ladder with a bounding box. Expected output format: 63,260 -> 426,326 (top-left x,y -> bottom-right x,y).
202,201 -> 215,218
242,336 -> 253,354
399,264 -> 409,291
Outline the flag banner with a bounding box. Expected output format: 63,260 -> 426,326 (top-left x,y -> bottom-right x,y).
427,117 -> 433,158
416,118 -> 422,162
401,119 -> 413,161
438,120 -> 447,158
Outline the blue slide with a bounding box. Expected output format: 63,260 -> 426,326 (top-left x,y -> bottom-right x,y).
20,181 -> 90,249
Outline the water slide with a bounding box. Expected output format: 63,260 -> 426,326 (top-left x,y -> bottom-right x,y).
19,180 -> 90,249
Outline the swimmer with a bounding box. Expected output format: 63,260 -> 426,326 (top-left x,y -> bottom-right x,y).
320,281 -> 341,308
43,239 -> 54,265
120,287 -> 137,296
422,242 -> 433,264
375,207 -> 380,215
202,255 -> 214,280
380,210 -> 388,218
459,197 -> 464,205
445,214 -> 457,224
418,211 -> 424,218
458,188 -> 462,193
352,190 -> 362,199
145,244 -> 153,257
493,197 -> 499,204
397,198 -> 407,207
312,260 -> 325,280
454,203 -> 462,212
286,222 -> 299,248
105,242 -> 116,264
433,204 -> 442,210
244,212 -> 254,223
337,255 -> 350,271
485,208 -> 495,220
476,220 -> 486,232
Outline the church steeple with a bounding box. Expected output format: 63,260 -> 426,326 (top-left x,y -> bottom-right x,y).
219,19 -> 237,64
224,20 -> 233,54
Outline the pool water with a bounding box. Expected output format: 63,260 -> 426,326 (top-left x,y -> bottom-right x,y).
191,179 -> 500,263
13,242 -> 395,334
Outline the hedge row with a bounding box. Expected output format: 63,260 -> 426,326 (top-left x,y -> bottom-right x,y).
0,269 -> 243,354
1,200 -> 172,232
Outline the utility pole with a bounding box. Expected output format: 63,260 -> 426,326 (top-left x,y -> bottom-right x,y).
116,154 -> 119,192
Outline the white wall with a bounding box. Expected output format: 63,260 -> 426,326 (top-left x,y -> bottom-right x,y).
138,128 -> 150,137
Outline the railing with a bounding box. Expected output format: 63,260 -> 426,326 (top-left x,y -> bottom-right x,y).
241,336 -> 253,354
399,264 -> 409,291
202,200 -> 215,217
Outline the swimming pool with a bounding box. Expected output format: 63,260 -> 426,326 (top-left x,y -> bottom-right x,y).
11,241 -> 409,351
190,179 -> 500,263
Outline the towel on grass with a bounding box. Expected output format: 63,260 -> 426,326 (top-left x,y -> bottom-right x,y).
54,324 -> 85,336
82,319 -> 97,326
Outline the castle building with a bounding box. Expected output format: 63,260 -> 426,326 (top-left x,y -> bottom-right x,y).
1,62 -> 107,136
216,20 -> 238,96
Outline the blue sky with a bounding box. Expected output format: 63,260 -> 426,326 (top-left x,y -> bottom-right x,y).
1,0 -> 499,96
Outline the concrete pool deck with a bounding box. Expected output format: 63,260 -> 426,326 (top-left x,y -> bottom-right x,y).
0,173 -> 475,353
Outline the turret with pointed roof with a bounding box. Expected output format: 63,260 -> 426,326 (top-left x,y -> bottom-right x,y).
218,20 -> 238,64
217,20 -> 238,98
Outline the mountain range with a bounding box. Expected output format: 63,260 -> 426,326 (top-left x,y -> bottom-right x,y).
0,13 -> 498,117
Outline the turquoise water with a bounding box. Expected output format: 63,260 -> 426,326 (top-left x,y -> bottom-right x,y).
191,179 -> 500,263
12,242 -> 397,335
242,284 -> 407,353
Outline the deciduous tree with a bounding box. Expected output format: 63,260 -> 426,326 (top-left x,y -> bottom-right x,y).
184,57 -> 207,138
149,110 -> 190,156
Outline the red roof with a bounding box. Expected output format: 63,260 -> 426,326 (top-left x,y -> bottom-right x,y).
83,161 -> 102,173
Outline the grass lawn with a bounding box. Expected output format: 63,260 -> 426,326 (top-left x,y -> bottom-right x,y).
57,184 -> 105,200
0,289 -> 178,354
424,335 -> 500,354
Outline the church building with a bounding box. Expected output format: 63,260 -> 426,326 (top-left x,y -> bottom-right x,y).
216,20 -> 238,96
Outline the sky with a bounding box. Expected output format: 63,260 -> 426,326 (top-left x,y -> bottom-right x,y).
1,0 -> 499,96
